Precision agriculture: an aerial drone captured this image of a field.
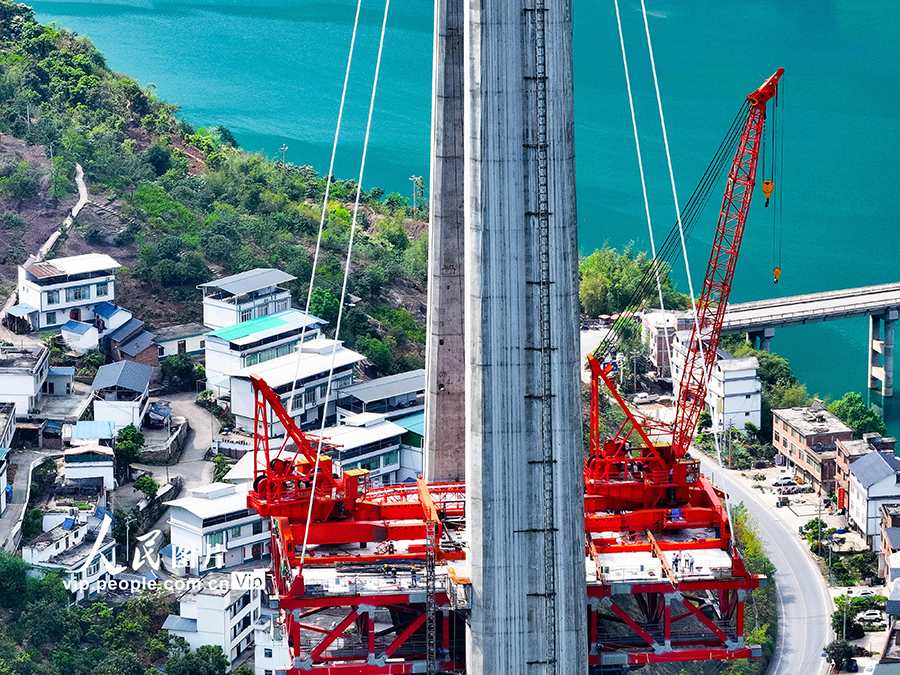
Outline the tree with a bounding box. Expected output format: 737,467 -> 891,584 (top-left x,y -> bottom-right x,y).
212,454 -> 230,482
698,411 -> 712,432
828,392 -> 887,438
824,639 -> 855,670
309,287 -> 340,328
133,475 -> 159,500
115,424 -> 145,469
162,352 -> 197,388
165,644 -> 229,675
234,666 -> 254,675
0,550 -> 31,608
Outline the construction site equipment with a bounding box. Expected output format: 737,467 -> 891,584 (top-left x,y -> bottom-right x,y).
246,70 -> 781,674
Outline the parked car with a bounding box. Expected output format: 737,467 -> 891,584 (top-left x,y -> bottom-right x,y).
633,392 -> 660,404
772,476 -> 796,487
857,589 -> 876,597
858,609 -> 882,622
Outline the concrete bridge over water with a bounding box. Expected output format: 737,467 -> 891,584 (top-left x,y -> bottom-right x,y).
722,282 -> 900,396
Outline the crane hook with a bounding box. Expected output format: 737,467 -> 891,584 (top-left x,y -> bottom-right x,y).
773,267 -> 781,284
762,180 -> 774,207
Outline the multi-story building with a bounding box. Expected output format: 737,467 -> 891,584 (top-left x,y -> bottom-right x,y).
163,483 -> 270,577
849,451 -> 900,550
335,369 -> 425,421
229,339 -> 364,435
163,571 -> 262,667
21,519 -> 117,603
309,412 -> 417,487
641,309 -> 693,379
91,361 -> 153,431
880,504 -> 900,578
836,434 -> 897,509
772,402 -> 853,494
0,401 -> 16,450
200,269 -> 296,330
15,253 -> 120,330
0,345 -> 49,418
205,310 -> 324,395
254,615 -> 291,675
64,444 -> 115,491
671,333 -> 762,431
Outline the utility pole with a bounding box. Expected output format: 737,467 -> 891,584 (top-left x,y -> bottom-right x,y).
818,496 -> 823,556
280,144 -> 288,174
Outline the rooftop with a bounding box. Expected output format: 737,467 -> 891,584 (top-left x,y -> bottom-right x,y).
24,521 -> 85,551
850,451 -> 900,489
838,438 -> 873,457
229,339 -> 364,388
106,318 -> 144,343
60,320 -> 94,335
716,355 -> 759,372
48,535 -> 115,568
0,346 -> 46,371
72,420 -> 116,440
308,414 -> 405,453
208,309 -> 324,344
200,268 -> 295,297
65,444 -> 114,458
154,322 -> 209,342
394,411 -> 425,437
92,301 -> 127,320
49,366 -> 75,377
23,253 -> 120,279
92,360 -> 153,393
772,403 -> 852,438
119,330 -> 156,357
165,483 -> 253,520
338,370 -> 426,403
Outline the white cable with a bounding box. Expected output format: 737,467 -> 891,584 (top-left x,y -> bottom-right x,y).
612,0 -> 673,395
287,0 -> 364,415
298,0 -> 392,569
638,0 -> 734,540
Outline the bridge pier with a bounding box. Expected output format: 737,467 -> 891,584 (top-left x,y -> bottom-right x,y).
869,310 -> 897,397
748,327 -> 775,352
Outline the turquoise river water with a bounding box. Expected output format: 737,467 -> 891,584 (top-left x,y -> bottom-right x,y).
29,0 -> 900,432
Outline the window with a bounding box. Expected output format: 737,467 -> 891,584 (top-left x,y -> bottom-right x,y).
207,531 -> 224,548
45,311 -> 56,326
199,340 -> 205,349
265,671 -> 273,675
305,390 -> 315,405
65,285 -> 90,302
745,394 -> 751,399
46,290 -> 59,305
360,456 -> 380,472
773,432 -> 781,444
158,346 -> 165,357
383,450 -> 399,467
95,282 -> 108,297
240,309 -> 253,322
245,353 -> 259,367
177,340 -> 187,354
264,649 -> 273,658
257,305 -> 269,318
276,299 -> 289,312
87,558 -> 100,576
292,393 -> 303,410
253,521 -> 263,535
231,526 -> 242,538
319,384 -> 328,398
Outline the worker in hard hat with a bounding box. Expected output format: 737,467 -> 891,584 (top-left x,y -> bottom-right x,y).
411,565 -> 418,587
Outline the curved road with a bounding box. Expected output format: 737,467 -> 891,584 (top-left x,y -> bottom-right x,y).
700,456 -> 832,675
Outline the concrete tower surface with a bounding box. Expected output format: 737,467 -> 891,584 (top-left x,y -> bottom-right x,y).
424,0 -> 466,482
464,0 -> 587,672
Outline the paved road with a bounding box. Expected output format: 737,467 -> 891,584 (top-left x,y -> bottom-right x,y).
0,450 -> 43,551
700,456 -> 832,675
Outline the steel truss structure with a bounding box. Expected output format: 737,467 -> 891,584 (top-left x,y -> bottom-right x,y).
246,70 -> 782,674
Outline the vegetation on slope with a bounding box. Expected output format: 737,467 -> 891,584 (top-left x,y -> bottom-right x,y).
0,0 -> 427,375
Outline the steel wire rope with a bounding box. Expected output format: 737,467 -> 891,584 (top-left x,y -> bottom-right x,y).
592,102 -> 747,358
298,0 -> 393,570
612,0 -> 673,384
285,0 -> 364,435
638,0 -> 735,544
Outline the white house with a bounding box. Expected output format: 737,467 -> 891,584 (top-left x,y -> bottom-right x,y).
849,451 -> 900,551
641,309 -> 694,379
229,339 -> 364,435
0,345 -> 49,418
254,615 -> 291,675
671,332 -> 762,430
22,518 -> 117,603
309,413 -> 416,486
15,253 -> 119,331
91,361 -> 153,431
60,320 -> 99,353
163,571 -> 262,667
163,483 -> 269,577
43,366 -> 75,397
336,369 -> 425,421
91,301 -> 132,336
0,401 -> 16,450
205,310 -> 324,395
156,323 -> 208,360
199,268 -> 296,330
64,444 -> 115,491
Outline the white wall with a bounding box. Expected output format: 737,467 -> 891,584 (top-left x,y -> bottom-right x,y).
94,396 -> 149,432
254,621 -> 292,675
202,290 -> 291,330
18,270 -> 116,330
62,326 -> 99,353
65,461 -> 115,491
170,587 -> 261,664
0,371 -> 45,418
159,334 -> 206,359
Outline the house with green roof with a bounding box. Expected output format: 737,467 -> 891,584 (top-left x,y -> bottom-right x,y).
204,310 -> 325,395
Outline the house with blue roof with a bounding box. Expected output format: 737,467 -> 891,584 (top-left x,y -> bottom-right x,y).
60,320 -> 99,352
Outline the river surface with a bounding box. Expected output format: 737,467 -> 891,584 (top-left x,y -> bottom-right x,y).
30,0 -> 900,432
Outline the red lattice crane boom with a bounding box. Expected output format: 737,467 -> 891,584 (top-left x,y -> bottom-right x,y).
671,68 -> 784,456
